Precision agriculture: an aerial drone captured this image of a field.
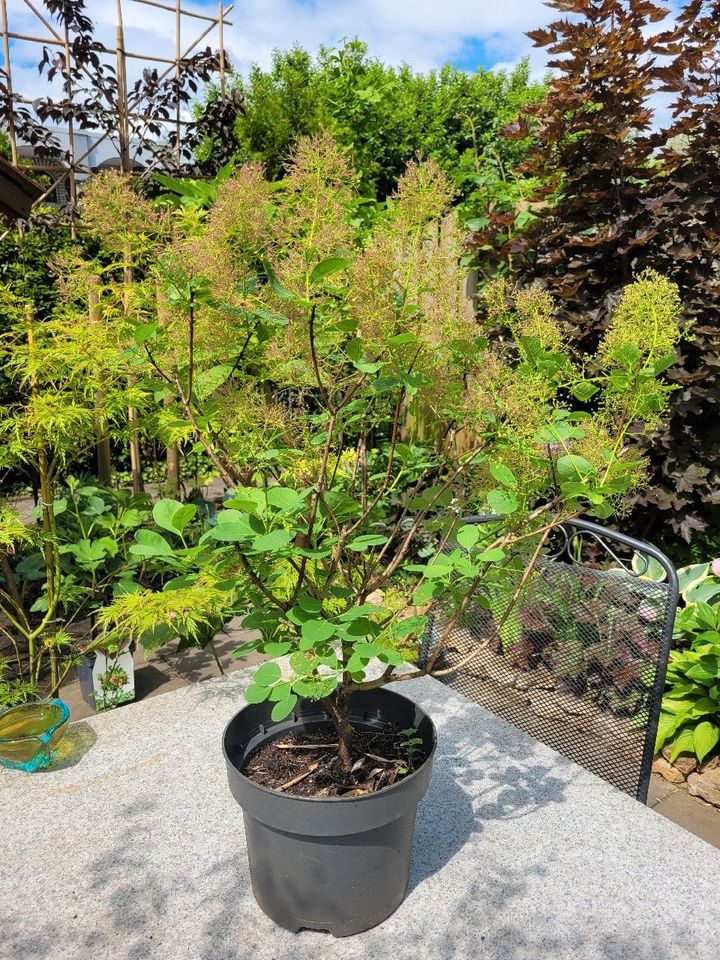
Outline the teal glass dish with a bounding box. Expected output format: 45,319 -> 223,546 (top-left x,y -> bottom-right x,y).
0,699 -> 70,771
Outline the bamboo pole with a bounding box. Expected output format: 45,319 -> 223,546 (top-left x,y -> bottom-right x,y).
156,280 -> 181,494
6,30 -> 177,64
116,1 -> 131,174
1,0 -> 19,164
131,0 -> 233,24
117,2 -> 144,494
8,0 -> 235,211
218,2 -> 226,100
26,306 -> 59,691
175,0 -> 181,167
62,20 -> 78,240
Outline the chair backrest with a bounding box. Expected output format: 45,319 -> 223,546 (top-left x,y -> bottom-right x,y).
420,518 -> 678,802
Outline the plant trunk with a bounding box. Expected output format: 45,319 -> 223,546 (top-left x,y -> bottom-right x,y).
96,413 -> 113,485
88,277 -> 113,485
327,690 -> 354,772
157,285 -> 181,495
166,443 -> 180,494
26,306 -> 60,685
124,257 -> 143,494
128,405 -> 144,495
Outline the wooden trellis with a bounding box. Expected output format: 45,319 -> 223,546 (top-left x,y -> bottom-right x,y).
0,0 -> 234,226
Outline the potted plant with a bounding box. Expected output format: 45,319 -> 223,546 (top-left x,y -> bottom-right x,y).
96,136 -> 683,934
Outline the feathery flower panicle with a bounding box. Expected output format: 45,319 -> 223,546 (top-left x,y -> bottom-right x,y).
483,278 -> 510,326
208,162 -> 273,261
80,172 -> 163,259
600,268 -> 682,366
390,159 -> 456,234
512,284 -> 564,352
275,132 -> 357,264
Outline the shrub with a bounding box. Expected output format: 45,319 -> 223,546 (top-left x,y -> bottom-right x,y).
94,136 -> 681,769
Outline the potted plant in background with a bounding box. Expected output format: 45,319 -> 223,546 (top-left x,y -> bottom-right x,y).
96,135 -> 682,935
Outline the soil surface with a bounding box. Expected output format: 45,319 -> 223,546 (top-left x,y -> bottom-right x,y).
242,724 -> 427,797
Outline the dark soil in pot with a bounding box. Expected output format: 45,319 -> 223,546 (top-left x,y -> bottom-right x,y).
223,686 -> 436,937
243,723 -> 428,797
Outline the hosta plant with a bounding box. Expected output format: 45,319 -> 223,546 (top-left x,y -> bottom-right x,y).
640,555 -> 720,764
96,136 -> 682,774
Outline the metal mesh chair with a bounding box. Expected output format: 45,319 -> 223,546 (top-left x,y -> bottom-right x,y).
419,517 -> 678,802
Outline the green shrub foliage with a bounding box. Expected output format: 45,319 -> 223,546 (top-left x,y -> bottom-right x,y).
83,138 -> 681,767
196,40 -> 546,200
494,0 -> 720,543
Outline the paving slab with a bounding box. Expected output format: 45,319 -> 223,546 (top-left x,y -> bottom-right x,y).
2,669 -> 720,960
652,781 -> 720,847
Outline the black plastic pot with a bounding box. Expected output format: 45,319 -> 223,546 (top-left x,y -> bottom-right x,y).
223,687 -> 436,937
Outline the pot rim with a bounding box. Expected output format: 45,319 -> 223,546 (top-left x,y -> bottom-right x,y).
222,686 -> 437,805
0,697 -> 70,743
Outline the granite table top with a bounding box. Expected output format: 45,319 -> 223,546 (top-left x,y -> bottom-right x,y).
2,669 -> 718,960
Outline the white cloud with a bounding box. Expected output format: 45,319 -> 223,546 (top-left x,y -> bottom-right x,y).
4,0 -> 555,104
3,0 -> 682,133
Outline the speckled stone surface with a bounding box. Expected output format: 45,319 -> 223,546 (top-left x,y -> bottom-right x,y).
2,670 -> 719,960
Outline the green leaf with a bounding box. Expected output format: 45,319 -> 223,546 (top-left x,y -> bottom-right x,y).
253,662 -> 282,687
669,726 -> 696,763
556,454 -> 593,479
477,547 -> 506,563
631,552 -> 667,582
262,258 -> 303,302
487,489 -> 519,515
225,488 -> 267,514
133,322 -> 159,345
337,604 -> 382,622
571,381 -> 599,402
153,499 -> 196,536
292,677 -> 337,699
263,641 -> 293,657
268,681 -> 293,702
271,695 -> 298,722
678,563 -> 710,598
655,710 -> 681,749
346,534 -> 388,552
387,332 -> 418,346
340,617 -> 378,639
413,580 -> 443,604
686,581 -> 720,605
67,538 -> 109,566
265,487 -> 306,513
230,639 -> 262,659
252,529 -> 293,552
406,561 -> 453,579
693,721 -> 720,763
245,684 -> 270,704
489,463 -> 517,488
129,529 -> 174,558
456,524 -> 480,549
209,511 -> 256,542
309,256 -> 350,284
297,593 -> 323,614
300,619 -> 336,648
391,615 -> 427,638
653,353 -> 677,376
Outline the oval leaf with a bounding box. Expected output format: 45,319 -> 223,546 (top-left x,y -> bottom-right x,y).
487,489 -> 519,515
310,256 -> 350,284
271,694 -> 298,722
153,499 -> 197,536
693,721 -> 720,763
